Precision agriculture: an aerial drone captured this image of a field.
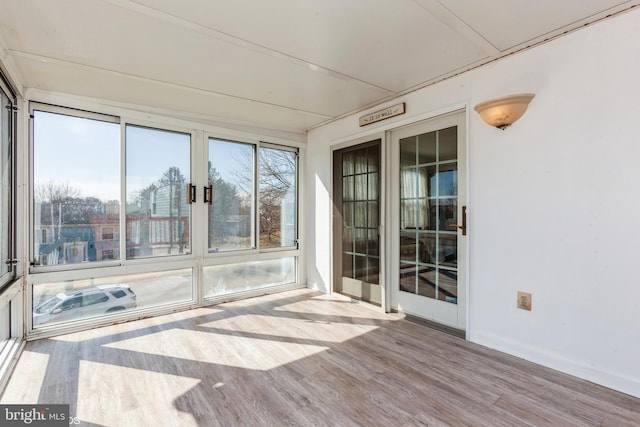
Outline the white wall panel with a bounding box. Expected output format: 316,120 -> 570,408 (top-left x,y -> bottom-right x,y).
307,8 -> 640,397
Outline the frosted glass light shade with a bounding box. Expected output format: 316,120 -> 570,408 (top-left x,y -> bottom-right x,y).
474,93 -> 535,129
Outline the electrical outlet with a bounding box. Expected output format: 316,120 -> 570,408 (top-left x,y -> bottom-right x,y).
517,292 -> 532,311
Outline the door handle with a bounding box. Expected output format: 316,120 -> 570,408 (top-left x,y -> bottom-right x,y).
187,183 -> 196,204
203,185 -> 213,205
448,206 -> 467,236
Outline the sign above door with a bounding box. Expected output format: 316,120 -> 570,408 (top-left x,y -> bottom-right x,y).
359,103 -> 405,127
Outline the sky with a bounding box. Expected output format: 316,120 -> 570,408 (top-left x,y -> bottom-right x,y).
34,111 -> 121,201
208,138 -> 253,195
126,125 -> 190,197
33,111 -> 274,204
34,111 -> 190,203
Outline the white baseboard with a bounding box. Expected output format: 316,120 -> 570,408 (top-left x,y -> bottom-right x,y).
470,330 -> 640,399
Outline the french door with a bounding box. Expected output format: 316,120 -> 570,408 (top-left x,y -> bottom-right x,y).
390,112 -> 467,330
332,140 -> 382,306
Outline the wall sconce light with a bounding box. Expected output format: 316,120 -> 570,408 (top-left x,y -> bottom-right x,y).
474,93 -> 535,130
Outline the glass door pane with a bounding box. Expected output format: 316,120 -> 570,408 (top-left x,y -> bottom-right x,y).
126,125 -> 191,259
399,126 -> 458,304
333,140 -> 381,305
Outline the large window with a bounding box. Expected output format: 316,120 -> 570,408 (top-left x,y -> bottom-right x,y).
0,74 -> 23,387
126,125 -> 191,259
203,142 -> 299,299
207,140 -> 298,252
30,103 -> 300,331
32,109 -> 120,266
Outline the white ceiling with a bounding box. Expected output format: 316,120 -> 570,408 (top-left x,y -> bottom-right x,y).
0,0 -> 637,134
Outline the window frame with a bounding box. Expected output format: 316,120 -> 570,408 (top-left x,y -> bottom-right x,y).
203,137 -> 300,258
0,71 -> 25,389
101,227 -> 114,241
0,73 -> 16,290
124,123 -> 194,262
206,137 -> 257,254
29,103 -> 121,273
0,71 -> 24,393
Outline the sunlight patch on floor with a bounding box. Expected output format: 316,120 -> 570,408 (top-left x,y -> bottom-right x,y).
49,307 -> 225,343
0,351 -> 49,403
77,360 -> 199,426
103,328 -> 328,370
273,298 -> 394,320
200,313 -> 379,343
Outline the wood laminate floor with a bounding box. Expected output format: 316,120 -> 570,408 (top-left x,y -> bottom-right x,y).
2,289 -> 638,426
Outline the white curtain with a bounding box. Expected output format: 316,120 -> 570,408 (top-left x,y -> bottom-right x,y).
400,168 -> 429,229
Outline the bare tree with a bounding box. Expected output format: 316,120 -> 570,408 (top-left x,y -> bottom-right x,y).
259,148 -> 296,193
34,180 -> 80,203
222,145 -> 296,247
258,148 -> 296,247
34,181 -> 81,241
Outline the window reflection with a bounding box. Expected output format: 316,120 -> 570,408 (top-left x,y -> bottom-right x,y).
32,269 -> 192,328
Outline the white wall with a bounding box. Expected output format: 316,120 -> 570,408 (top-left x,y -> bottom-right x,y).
306,9 -> 640,398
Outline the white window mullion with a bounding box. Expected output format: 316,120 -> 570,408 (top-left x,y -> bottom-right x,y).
192,129 -> 206,305
255,143 -> 260,252
120,120 -> 127,265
